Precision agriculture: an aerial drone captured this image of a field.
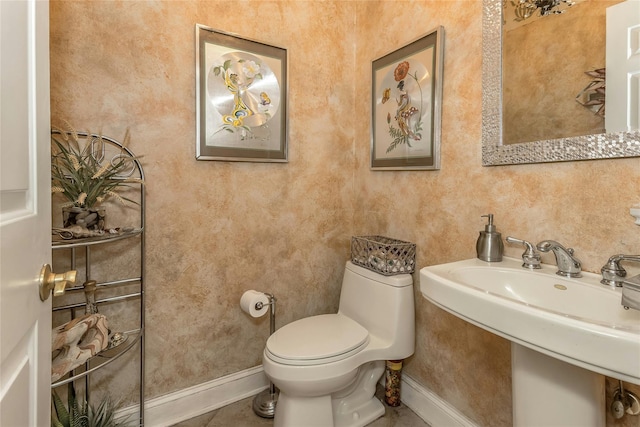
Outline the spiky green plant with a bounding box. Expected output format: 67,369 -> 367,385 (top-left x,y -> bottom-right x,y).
51,122 -> 142,209
51,383 -> 85,427
52,383 -> 132,427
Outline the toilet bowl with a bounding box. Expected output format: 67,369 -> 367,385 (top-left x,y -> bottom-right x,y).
262,261 -> 415,427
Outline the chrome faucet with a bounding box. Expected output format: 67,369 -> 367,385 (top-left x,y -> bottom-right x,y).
536,240 -> 582,278
506,236 -> 541,269
600,254 -> 640,287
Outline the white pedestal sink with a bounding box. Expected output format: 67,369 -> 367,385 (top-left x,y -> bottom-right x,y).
420,257 -> 640,426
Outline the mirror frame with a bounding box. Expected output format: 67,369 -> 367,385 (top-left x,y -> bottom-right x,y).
482,0 -> 640,166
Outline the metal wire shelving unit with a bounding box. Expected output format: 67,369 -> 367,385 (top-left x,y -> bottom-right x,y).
51,131 -> 145,426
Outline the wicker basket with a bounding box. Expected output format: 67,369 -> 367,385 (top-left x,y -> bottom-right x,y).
351,236 -> 416,276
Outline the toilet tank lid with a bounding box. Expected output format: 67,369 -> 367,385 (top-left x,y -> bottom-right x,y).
346,261 -> 413,287
266,314 -> 369,361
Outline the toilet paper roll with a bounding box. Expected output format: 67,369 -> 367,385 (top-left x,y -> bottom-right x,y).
240,290 -> 270,318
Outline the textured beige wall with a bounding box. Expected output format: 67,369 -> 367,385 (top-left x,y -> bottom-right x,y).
50,0 -> 356,399
50,1 -> 640,426
354,1 -> 640,426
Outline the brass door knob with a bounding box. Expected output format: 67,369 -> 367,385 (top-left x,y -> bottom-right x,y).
39,264 -> 77,301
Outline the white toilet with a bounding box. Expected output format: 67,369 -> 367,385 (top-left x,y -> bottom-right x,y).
262,261 -> 415,427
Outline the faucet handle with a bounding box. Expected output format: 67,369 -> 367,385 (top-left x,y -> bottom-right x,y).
601,254 -> 640,287
506,236 -> 542,269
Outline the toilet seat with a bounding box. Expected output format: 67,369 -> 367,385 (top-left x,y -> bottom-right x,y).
265,314 -> 369,366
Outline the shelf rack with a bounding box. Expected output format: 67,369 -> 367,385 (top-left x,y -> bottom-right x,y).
51,131 -> 145,426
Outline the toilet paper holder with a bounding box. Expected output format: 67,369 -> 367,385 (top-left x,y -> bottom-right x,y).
252,292 -> 279,418
254,293 -> 276,333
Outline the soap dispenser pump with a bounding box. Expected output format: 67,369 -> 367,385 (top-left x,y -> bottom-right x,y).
476,214 -> 504,262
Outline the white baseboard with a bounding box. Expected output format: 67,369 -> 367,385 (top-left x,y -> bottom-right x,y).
119,365 -> 269,427
120,366 -> 476,427
399,375 -> 478,427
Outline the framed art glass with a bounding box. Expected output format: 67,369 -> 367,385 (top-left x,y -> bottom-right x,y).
196,24 -> 288,162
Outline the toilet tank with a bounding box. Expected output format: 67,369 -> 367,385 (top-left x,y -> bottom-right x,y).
338,261 -> 415,357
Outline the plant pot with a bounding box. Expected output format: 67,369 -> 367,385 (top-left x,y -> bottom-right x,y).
62,206 -> 106,231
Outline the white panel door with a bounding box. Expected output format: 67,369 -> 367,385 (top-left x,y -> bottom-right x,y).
0,0 -> 51,426
606,0 -> 640,133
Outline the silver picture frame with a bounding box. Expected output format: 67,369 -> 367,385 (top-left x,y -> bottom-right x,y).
195,24 -> 288,162
371,26 -> 444,170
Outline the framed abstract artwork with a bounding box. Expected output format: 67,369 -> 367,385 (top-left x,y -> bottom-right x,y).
196,24 -> 288,162
371,26 -> 444,170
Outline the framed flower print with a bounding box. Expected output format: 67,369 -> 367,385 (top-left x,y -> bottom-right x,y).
371,27 -> 444,170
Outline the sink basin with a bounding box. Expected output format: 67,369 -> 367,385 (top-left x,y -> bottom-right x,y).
420,257 -> 640,384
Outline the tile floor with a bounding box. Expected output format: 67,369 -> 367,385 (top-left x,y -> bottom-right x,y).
171,386 -> 430,427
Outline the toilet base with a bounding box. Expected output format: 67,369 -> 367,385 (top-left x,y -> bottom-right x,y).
273,392 -> 385,427
272,361 -> 386,427
333,396 -> 384,427
332,360 -> 386,427
274,393 -> 334,427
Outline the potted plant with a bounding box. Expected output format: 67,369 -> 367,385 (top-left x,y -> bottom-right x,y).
52,383 -> 132,427
51,123 -> 142,232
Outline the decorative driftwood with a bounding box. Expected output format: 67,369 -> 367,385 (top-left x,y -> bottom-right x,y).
51,314 -> 110,382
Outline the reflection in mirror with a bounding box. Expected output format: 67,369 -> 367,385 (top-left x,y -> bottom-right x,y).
503,0 -> 617,145
482,0 -> 640,165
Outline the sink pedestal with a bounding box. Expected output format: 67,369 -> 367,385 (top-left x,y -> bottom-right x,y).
512,343 -> 605,427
